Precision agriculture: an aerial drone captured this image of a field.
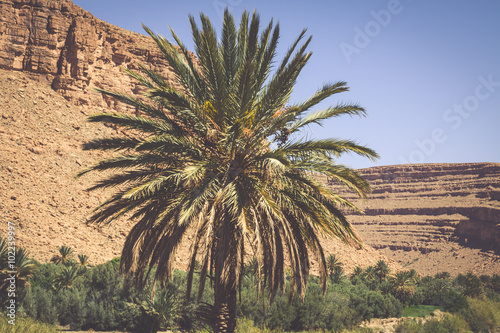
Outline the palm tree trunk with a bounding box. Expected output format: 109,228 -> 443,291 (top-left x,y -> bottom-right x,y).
214,277 -> 237,333
213,218 -> 239,333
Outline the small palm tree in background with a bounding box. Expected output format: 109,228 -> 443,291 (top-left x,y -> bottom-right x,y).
0,237 -> 8,268
79,8 -> 377,332
374,259 -> 390,283
326,254 -> 345,283
0,241 -> 37,296
50,245 -> 74,266
78,254 -> 89,267
53,264 -> 80,291
434,271 -> 451,280
350,266 -> 364,281
364,266 -> 376,281
389,270 -> 416,304
408,269 -> 421,284
136,288 -> 181,333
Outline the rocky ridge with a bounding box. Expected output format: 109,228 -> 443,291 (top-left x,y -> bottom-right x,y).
0,0 -> 182,111
323,163 -> 500,276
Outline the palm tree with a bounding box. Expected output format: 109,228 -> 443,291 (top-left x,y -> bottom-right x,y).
326,254 -> 342,277
0,236 -> 8,268
78,254 -> 89,267
326,254 -> 344,283
434,271 -> 450,280
350,266 -> 364,281
364,266 -> 376,281
407,269 -> 421,284
137,288 -> 181,333
53,264 -> 80,290
78,9 -> 377,332
50,245 -> 74,265
389,271 -> 416,304
0,243 -> 37,295
374,259 -> 390,283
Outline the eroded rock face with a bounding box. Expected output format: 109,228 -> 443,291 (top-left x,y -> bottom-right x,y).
0,0 -> 178,110
324,163 -> 500,275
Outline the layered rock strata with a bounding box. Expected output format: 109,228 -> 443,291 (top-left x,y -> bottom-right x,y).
324,163 -> 500,275
0,0 -> 180,111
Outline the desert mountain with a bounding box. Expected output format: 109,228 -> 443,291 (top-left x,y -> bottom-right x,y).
323,163 -> 500,276
1,0 -> 499,276
0,0 -> 398,274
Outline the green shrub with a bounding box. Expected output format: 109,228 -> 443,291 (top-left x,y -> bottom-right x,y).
438,314 -> 470,333
56,288 -> 87,329
461,297 -> 500,332
396,315 -> 471,333
394,319 -> 424,333
438,290 -> 468,313
0,313 -> 57,333
455,273 -> 483,298
422,318 -> 448,333
402,305 -> 441,318
413,277 -> 468,312
22,286 -> 58,324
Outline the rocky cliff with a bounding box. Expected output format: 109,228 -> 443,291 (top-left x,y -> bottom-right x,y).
323,163 -> 500,275
0,0 -> 180,111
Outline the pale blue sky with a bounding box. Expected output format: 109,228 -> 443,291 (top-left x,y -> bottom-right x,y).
72,0 -> 500,169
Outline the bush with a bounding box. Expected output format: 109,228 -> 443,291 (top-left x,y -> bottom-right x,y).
460,297 -> 500,332
0,313 -> 57,333
22,286 -> 58,325
413,277 -> 468,313
349,285 -> 403,321
394,319 -> 424,333
455,273 -> 483,298
438,314 -> 470,333
56,288 -> 87,329
438,290 -> 468,313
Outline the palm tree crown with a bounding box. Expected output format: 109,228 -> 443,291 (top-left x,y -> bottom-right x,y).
0,237 -> 37,304
79,9 -> 377,332
51,245 -> 74,265
374,259 -> 390,282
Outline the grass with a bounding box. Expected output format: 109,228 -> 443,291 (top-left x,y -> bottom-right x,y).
402,305 -> 442,318
0,313 -> 57,333
233,318 -> 375,333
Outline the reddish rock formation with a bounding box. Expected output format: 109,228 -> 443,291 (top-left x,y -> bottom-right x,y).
0,0 -> 179,110
323,163 -> 500,275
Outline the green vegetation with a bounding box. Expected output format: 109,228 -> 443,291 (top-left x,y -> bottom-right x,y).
3,240 -> 499,332
0,313 -> 57,333
402,305 -> 442,318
